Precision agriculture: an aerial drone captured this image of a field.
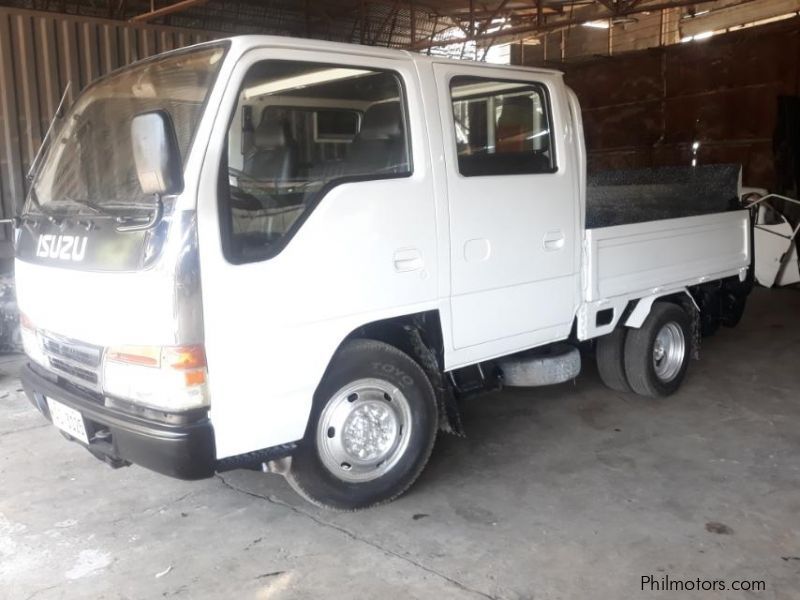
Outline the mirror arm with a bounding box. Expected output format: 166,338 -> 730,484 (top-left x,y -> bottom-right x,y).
115,194 -> 164,233
0,216 -> 21,227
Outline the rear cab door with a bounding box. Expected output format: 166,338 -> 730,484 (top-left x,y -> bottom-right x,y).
431,62 -> 582,368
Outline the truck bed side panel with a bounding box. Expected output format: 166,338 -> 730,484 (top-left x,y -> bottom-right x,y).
584,211 -> 750,302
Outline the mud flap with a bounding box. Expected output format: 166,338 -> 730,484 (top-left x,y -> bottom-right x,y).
406,325 -> 465,436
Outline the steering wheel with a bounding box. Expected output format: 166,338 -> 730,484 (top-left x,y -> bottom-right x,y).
227,167 -> 271,210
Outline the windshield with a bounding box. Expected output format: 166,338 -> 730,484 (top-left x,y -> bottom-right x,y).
27,44 -> 226,216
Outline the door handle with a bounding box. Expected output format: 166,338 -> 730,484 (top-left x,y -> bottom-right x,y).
543,230 -> 565,251
393,248 -> 424,272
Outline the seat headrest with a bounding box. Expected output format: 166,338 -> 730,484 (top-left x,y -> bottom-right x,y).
254,118 -> 290,149
497,96 -> 534,127
358,102 -> 403,141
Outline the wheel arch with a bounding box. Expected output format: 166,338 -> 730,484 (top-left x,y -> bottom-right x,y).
325,310 -> 464,436
624,289 -> 699,328
625,289 -> 700,359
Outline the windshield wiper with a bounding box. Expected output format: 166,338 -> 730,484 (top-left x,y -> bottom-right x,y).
19,193 -> 163,233
54,196 -> 165,232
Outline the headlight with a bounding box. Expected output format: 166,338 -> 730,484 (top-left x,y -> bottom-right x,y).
102,344 -> 209,412
20,313 -> 47,367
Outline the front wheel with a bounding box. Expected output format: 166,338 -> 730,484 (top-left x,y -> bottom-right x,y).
623,303 -> 694,397
286,339 -> 438,510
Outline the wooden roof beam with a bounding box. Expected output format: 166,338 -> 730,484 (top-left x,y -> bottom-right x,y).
409,0 -> 731,50
129,0 -> 210,22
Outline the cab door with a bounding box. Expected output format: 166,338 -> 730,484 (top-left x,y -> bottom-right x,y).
432,63 -> 580,366
194,47 -> 438,459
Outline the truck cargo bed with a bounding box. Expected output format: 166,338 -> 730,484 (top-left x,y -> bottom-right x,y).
584,210 -> 750,303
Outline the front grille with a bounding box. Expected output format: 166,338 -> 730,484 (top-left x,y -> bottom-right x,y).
49,358 -> 99,385
40,332 -> 102,393
43,338 -> 100,368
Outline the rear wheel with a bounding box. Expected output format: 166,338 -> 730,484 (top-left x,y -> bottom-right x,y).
720,290 -> 747,327
720,274 -> 752,328
596,327 -> 631,393
624,303 -> 693,397
287,339 -> 438,510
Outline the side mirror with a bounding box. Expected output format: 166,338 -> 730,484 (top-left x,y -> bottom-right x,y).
131,111 -> 183,196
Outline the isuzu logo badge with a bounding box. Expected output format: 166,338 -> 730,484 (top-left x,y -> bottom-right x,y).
36,234 -> 88,262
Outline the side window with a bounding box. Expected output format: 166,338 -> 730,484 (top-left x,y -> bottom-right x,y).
221,60 -> 411,263
449,76 -> 555,177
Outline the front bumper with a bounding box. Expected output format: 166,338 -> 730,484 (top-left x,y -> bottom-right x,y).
21,363 -> 216,480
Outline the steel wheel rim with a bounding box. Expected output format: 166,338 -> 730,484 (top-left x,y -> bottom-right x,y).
652,321 -> 686,382
316,378 -> 412,483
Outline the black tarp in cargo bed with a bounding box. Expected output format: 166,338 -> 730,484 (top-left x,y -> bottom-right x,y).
586,164 -> 741,228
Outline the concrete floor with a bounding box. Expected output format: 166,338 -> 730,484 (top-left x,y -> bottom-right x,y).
2,287 -> 799,600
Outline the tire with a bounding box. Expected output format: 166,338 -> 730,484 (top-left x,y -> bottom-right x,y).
623,302 -> 693,397
498,343 -> 580,387
720,275 -> 752,328
286,339 -> 438,511
720,290 -> 747,328
596,327 -> 631,393
697,288 -> 721,337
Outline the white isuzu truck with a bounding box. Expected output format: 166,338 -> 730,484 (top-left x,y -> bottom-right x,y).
16,36 -> 752,510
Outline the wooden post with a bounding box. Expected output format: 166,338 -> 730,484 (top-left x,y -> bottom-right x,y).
360,0 -> 366,45
427,14 -> 439,55
388,12 -> 398,46
469,0 -> 475,35
410,0 -> 416,45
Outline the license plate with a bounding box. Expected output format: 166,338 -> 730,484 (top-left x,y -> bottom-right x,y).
47,397 -> 89,444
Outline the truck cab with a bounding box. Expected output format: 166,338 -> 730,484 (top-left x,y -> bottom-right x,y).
17,37 -> 751,510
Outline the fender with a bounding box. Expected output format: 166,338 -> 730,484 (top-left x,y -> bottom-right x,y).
625,288 -> 700,328
338,310 -> 464,435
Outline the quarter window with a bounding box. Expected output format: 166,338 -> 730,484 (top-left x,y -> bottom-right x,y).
221,60 -> 411,263
450,76 -> 555,177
